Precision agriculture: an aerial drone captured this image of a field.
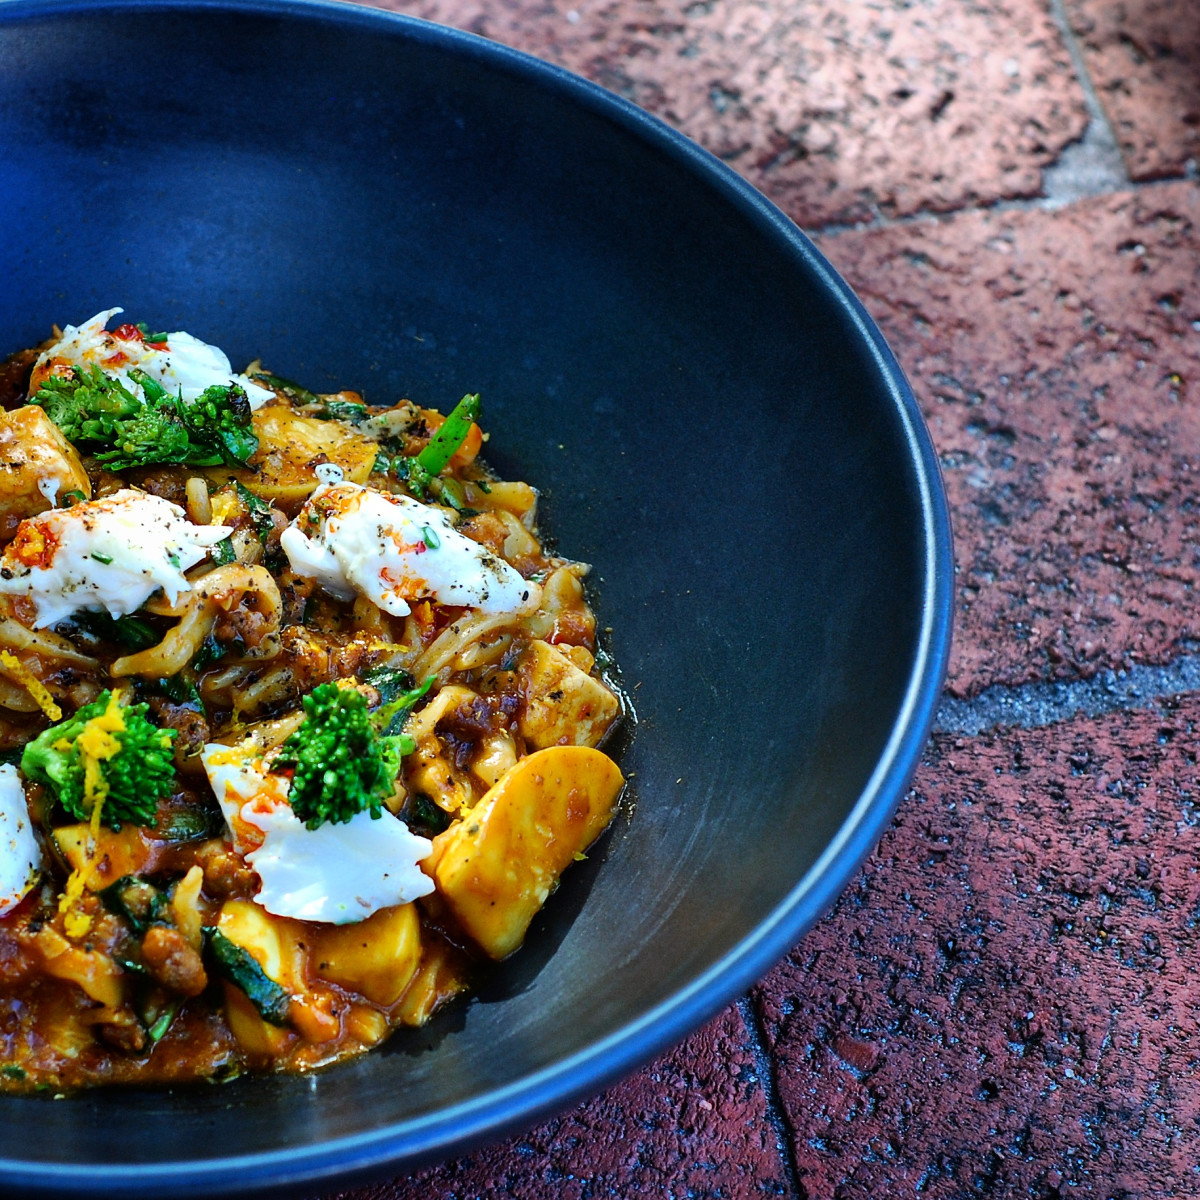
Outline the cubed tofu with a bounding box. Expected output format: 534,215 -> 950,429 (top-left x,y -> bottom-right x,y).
34,926 -> 125,1008
216,899 -> 306,1057
53,823 -> 153,891
517,639 -> 619,749
429,745 -> 624,959
217,899 -> 306,991
0,407 -> 91,539
311,903 -> 421,1007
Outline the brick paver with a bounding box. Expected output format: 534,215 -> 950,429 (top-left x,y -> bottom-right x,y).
364,0 -> 1090,227
758,703 -> 1200,1197
816,181 -> 1200,697
1066,0 -> 1200,181
334,0 -> 1200,1195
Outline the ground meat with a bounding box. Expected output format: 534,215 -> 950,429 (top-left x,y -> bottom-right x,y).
0,922 -> 34,989
194,839 -> 257,898
146,697 -> 211,771
0,347 -> 36,411
141,925 -> 207,997
276,572 -> 316,626
120,466 -> 189,506
438,696 -> 505,770
96,1011 -> 147,1055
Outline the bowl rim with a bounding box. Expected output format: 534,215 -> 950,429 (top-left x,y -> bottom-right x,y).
0,0 -> 954,1191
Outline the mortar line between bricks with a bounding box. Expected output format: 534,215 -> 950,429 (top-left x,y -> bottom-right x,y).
736,993 -> 805,1199
805,171 -> 1197,241
933,651 -> 1200,737
1045,0 -> 1131,189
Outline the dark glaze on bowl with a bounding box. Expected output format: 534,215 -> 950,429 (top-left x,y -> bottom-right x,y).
0,0 -> 952,1194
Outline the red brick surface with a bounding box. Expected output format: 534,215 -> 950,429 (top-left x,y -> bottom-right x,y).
329,1005 -> 788,1198
334,0 -> 1200,1194
758,702 -> 1200,1197
363,0 -> 1090,227
1066,0 -> 1200,180
816,182 -> 1200,697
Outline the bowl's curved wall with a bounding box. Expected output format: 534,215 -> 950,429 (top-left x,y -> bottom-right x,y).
0,2 -> 952,1193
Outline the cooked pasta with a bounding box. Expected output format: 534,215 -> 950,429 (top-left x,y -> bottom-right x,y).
0,311 -> 625,1090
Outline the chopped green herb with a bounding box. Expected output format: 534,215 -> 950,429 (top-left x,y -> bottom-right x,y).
191,633 -> 224,671
313,398 -> 369,424
90,551 -> 114,565
99,876 -> 165,933
250,371 -> 318,406
234,481 -> 274,543
147,1000 -> 181,1043
212,537 -> 236,566
0,1065 -> 26,1081
373,673 -> 434,738
73,611 -> 160,650
61,489 -> 87,507
203,927 -> 291,1025
135,322 -> 169,344
156,801 -> 224,843
361,665 -> 416,705
421,525 -> 441,550
401,792 -> 452,838
153,674 -> 205,711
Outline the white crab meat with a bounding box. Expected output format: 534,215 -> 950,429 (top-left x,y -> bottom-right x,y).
280,476 -> 537,618
0,765 -> 41,917
34,307 -> 274,410
0,489 -> 232,627
200,742 -> 434,925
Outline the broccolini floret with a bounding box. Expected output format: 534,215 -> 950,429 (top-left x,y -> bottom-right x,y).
31,363 -> 258,470
271,678 -> 432,830
21,690 -> 176,828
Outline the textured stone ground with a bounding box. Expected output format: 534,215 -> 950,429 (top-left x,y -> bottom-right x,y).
334,0 -> 1200,1194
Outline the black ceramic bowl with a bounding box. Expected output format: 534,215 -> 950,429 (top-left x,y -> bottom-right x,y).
0,1 -> 952,1194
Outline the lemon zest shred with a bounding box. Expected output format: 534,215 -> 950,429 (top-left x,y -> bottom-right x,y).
203,744 -> 244,767
0,650 -> 62,722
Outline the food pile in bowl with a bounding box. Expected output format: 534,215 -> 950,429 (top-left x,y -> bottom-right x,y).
0,309 -> 625,1091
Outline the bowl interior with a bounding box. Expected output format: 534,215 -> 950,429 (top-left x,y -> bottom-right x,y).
0,2 -> 950,1193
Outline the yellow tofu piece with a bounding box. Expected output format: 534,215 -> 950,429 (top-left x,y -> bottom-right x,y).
429,746 -> 624,959
34,926 -> 125,1008
53,823 -> 153,891
517,640 -> 620,750
310,903 -> 421,1007
222,983 -> 294,1060
216,899 -> 306,1057
217,899 -> 306,991
0,406 -> 91,539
